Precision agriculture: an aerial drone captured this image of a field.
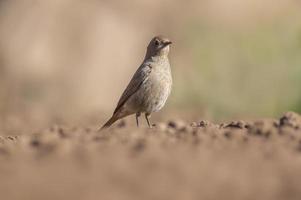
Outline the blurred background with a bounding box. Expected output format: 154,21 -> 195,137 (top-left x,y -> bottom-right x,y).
1,0 -> 301,132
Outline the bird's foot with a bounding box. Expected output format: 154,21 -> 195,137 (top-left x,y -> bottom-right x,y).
148,123 -> 156,129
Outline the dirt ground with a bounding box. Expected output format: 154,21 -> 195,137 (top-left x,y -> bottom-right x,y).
1,112 -> 301,200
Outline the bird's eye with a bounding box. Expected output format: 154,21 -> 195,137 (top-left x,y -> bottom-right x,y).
154,40 -> 160,46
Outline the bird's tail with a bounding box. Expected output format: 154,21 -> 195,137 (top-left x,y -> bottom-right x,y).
99,115 -> 118,131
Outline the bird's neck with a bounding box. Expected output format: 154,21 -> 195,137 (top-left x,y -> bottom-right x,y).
144,54 -> 168,63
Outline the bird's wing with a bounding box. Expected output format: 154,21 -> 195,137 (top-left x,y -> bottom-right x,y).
113,63 -> 152,114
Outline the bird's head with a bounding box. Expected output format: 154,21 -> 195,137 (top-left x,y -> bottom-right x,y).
145,36 -> 172,59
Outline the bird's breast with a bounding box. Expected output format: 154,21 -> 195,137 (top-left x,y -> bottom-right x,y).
141,64 -> 172,113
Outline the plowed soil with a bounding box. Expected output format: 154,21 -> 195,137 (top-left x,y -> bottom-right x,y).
1,112 -> 301,200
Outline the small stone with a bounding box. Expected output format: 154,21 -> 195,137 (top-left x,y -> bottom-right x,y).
167,120 -> 186,130
190,122 -> 198,127
279,112 -> 301,129
224,121 -> 246,129
198,120 -> 211,127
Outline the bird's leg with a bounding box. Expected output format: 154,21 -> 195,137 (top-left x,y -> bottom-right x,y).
136,112 -> 141,127
145,113 -> 152,128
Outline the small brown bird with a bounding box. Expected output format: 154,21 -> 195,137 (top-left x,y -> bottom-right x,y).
100,36 -> 172,130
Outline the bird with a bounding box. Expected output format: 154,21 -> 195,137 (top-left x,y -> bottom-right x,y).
100,35 -> 173,130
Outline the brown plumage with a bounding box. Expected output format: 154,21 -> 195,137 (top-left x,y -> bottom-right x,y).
100,36 -> 172,130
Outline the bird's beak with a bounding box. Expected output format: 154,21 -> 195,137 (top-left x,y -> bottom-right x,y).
163,41 -> 172,46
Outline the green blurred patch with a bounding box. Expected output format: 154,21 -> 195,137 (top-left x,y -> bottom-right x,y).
174,19 -> 301,119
